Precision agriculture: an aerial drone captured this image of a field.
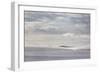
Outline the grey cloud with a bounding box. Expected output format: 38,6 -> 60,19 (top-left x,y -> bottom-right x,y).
24,11 -> 90,35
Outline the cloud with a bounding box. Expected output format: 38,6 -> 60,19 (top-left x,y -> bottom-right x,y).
63,33 -> 74,37
24,11 -> 90,35
62,33 -> 89,38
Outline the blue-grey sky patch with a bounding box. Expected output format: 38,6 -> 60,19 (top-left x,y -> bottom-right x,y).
24,11 -> 90,35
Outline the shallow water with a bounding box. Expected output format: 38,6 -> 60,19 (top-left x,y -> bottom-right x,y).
24,47 -> 90,62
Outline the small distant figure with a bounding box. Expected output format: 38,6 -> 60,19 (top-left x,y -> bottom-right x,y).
59,45 -> 71,48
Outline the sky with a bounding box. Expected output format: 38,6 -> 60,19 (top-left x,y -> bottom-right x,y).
24,11 -> 90,49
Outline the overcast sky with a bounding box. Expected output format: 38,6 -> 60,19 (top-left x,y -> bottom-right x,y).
24,11 -> 90,36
